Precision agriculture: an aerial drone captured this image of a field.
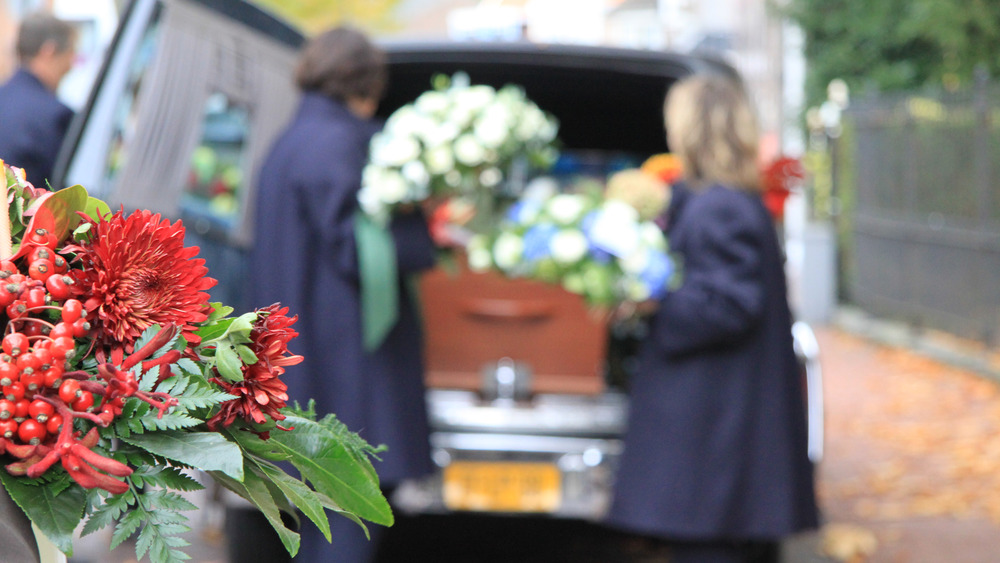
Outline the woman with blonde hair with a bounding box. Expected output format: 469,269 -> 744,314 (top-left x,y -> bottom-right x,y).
605,73 -> 819,562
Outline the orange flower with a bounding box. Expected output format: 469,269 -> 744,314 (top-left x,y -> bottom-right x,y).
641,153 -> 684,185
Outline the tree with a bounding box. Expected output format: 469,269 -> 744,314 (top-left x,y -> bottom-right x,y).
253,0 -> 402,35
785,0 -> 1000,108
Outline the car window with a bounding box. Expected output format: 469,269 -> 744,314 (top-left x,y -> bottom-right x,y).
59,0 -> 163,197
182,93 -> 250,234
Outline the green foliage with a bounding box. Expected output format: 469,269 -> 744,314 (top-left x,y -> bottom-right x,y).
131,466 -> 205,493
116,401 -> 203,436
210,414 -> 394,559
254,461 -> 331,541
81,489 -> 130,537
132,490 -> 197,562
0,470 -> 88,554
107,483 -> 197,563
785,0 -> 1000,108
122,431 -> 244,481
0,177 -> 392,563
197,311 -> 259,382
157,374 -> 237,412
234,414 -> 392,525
209,461 -> 302,556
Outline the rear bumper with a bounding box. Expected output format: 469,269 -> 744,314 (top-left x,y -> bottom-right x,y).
393,389 -> 627,520
394,431 -> 624,520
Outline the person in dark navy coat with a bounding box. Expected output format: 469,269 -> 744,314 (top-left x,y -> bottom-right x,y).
245,27 -> 436,563
0,12 -> 76,187
606,74 -> 819,562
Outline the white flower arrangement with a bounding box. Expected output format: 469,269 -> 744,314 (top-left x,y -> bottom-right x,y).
358,73 -> 560,224
467,180 -> 678,306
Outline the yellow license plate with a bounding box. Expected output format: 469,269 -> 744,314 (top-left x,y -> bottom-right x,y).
442,461 -> 561,512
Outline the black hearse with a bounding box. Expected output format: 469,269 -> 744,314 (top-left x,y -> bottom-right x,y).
53,0 -> 822,523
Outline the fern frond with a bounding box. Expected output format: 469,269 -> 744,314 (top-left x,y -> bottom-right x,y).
132,466 -> 204,492
139,412 -> 203,432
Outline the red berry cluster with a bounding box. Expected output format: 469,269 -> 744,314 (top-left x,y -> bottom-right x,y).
0,231 -> 92,447
0,229 -> 179,494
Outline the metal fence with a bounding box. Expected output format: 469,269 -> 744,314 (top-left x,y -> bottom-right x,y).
842,78 -> 1000,344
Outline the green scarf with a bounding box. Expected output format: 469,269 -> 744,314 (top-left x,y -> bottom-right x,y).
354,211 -> 398,352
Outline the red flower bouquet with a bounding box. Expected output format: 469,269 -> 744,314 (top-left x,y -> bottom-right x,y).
0,161 -> 390,562
761,156 -> 804,221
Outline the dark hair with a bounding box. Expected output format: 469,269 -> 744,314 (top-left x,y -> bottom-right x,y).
16,12 -> 75,61
294,26 -> 386,103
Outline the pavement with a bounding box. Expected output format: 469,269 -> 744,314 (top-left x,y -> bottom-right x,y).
796,311 -> 1000,563
70,308 -> 1000,563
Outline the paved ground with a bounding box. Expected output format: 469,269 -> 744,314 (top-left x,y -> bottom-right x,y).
803,323 -> 1000,563
70,318 -> 1000,562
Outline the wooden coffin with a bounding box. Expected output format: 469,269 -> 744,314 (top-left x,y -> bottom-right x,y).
420,261 -> 608,395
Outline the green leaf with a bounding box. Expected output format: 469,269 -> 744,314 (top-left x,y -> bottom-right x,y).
136,523 -> 192,563
254,461 -> 331,542
172,385 -> 236,412
0,472 -> 88,554
142,489 -> 198,513
81,493 -> 128,537
122,431 -> 244,480
126,416 -> 143,435
210,463 -> 300,557
72,221 -> 92,240
227,312 -> 256,339
175,358 -> 202,377
117,485 -> 196,563
215,343 -> 243,382
24,184 -> 89,244
83,196 -> 111,221
139,412 -> 203,432
132,466 -> 204,492
230,416 -> 392,525
205,302 -> 235,323
139,364 -> 161,392
111,504 -> 143,549
159,375 -> 188,397
194,318 -> 234,343
197,311 -> 256,346
235,343 -> 258,364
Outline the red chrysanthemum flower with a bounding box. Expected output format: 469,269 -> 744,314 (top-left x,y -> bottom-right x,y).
207,304 -> 303,438
67,209 -> 217,355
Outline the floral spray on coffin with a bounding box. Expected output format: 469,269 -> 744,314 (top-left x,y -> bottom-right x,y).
0,162 -> 391,563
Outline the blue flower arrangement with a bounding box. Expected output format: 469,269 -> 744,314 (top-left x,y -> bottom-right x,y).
466,178 -> 679,307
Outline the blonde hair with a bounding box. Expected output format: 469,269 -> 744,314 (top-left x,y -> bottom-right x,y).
664,74 -> 761,192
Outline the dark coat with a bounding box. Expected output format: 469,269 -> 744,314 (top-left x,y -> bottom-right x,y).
248,92 -> 436,488
606,183 -> 819,541
0,68 -> 73,186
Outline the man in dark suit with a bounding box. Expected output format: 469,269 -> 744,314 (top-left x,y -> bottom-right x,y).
0,12 -> 76,188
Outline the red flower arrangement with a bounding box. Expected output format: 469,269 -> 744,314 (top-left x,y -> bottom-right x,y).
66,209 -> 217,356
640,152 -> 804,222
761,156 -> 804,221
208,304 -> 302,437
0,161 -> 390,563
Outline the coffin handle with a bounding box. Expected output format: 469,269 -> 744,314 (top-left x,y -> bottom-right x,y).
460,298 -> 557,322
